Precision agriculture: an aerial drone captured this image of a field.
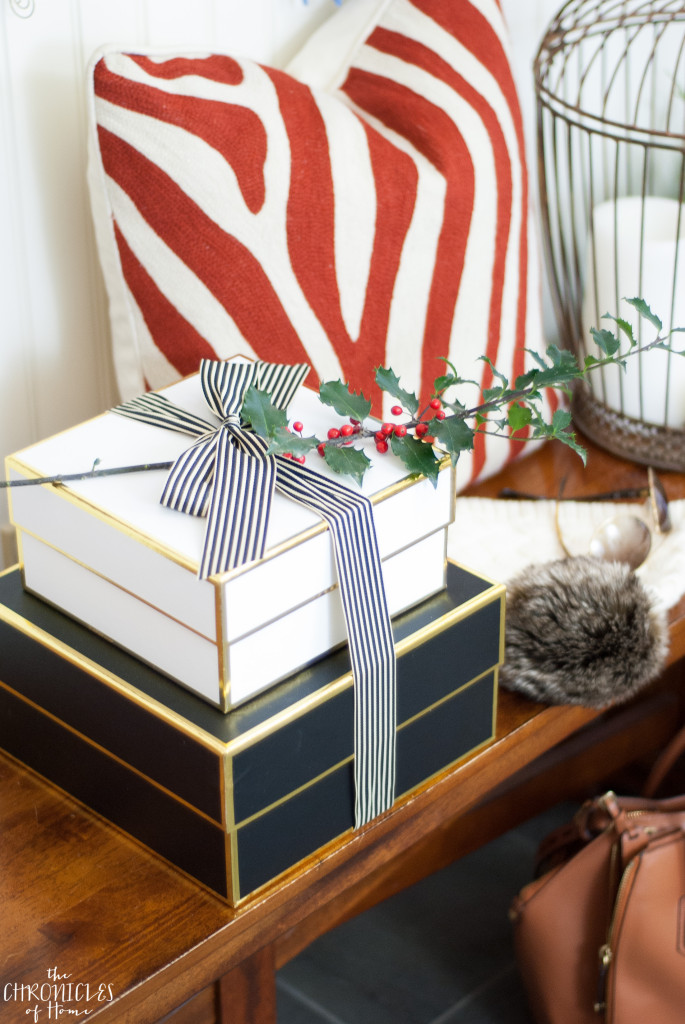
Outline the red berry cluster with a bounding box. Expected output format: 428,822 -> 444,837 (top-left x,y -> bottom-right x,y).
373,413 -> 406,453
316,418 -> 361,457
289,395 -> 445,463
414,397 -> 445,446
281,421 -> 307,463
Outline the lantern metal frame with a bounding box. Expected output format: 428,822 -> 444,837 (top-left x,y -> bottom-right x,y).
535,0 -> 685,471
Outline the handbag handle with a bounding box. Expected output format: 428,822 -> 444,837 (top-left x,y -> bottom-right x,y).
642,721 -> 685,797
532,722 -> 685,875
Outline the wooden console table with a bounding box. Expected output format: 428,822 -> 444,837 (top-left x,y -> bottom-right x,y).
2,437 -> 684,1024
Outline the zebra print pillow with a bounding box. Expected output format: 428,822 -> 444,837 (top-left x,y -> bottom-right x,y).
88,0 -> 552,487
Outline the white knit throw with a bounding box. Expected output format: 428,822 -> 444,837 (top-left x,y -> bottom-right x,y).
448,497 -> 685,615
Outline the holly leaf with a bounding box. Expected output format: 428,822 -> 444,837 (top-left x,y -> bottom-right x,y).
553,429 -> 587,464
241,386 -> 289,438
319,380 -> 372,423
530,346 -> 582,388
513,367 -> 542,392
525,348 -> 548,371
266,427 -> 319,458
443,395 -> 468,415
507,403 -> 533,434
602,313 -> 635,346
430,415 -> 474,466
432,357 -> 478,394
658,327 -> 685,355
433,372 -> 478,393
525,407 -> 585,462
390,433 -> 441,486
550,408 -> 573,433
375,366 -> 420,417
323,444 -> 371,486
625,297 -> 662,332
590,327 -> 621,357
480,355 -> 509,388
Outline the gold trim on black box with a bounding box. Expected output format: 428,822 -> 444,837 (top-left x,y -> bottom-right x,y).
395,664 -> 497,731
393,673 -> 499,804
0,677 -> 223,825
0,562 -> 505,765
229,665 -> 498,828
0,745 -> 231,906
0,583 -> 227,754
225,831 -> 239,906
0,566 -> 502,907
229,669 -> 499,906
231,755 -> 355,831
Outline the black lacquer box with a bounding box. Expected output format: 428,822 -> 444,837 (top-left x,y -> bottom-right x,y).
0,562 -> 504,904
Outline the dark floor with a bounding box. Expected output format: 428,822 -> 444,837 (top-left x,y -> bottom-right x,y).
276,802 -> 575,1024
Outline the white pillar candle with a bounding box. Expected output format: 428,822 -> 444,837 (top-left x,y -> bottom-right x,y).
582,196 -> 685,428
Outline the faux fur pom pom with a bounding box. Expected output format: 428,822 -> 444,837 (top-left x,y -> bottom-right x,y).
500,556 -> 669,708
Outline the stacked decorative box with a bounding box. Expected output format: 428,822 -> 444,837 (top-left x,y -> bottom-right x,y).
6,367 -> 456,709
0,562 -> 502,903
1,363 -> 505,903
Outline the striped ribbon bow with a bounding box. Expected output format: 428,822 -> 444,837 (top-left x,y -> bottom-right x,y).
113,359 -> 396,828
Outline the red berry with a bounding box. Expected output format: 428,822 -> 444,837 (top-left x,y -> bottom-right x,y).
435,409 -> 446,420
292,420 -> 304,433
317,443 -> 326,457
349,417 -> 360,425
283,452 -> 292,459
327,427 -> 341,440
429,398 -> 442,410
390,405 -> 403,416
294,455 -> 306,464
415,422 -> 429,437
394,424 -> 407,438
376,440 -> 389,454
352,423 -> 361,433
423,435 -> 435,444
375,430 -> 386,443
381,422 -> 394,436
340,424 -> 354,437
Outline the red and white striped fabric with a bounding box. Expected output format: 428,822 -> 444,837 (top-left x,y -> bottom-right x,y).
87,0 -> 553,487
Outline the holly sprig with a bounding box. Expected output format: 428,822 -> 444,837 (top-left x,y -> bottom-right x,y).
1,299 -> 682,494
241,297 -> 685,487
240,299 -> 683,485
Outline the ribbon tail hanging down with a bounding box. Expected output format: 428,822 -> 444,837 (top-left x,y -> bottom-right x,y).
273,452 -> 397,828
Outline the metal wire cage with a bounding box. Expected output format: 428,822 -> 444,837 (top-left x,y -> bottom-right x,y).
535,0 -> 685,470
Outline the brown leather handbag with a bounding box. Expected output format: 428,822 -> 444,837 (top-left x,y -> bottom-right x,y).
509,729 -> 685,1024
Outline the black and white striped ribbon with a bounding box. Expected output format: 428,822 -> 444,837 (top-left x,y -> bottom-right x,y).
273,452 -> 396,825
113,359 -> 396,826
115,361 -> 307,576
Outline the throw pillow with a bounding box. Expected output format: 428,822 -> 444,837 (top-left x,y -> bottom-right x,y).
87,0 -> 554,487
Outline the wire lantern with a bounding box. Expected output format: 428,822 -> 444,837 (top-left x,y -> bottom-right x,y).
535,0 -> 685,471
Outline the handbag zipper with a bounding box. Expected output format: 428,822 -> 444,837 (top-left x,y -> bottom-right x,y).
594,944 -> 612,1014
593,859 -> 636,1016
594,822 -> 659,1016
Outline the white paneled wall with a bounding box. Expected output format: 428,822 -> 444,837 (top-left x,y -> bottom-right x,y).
0,0 -> 560,567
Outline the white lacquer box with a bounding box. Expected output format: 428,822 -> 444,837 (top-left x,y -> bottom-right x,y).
6,365 -> 455,710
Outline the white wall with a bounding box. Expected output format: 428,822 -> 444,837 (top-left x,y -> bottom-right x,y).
0,0 -> 561,567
